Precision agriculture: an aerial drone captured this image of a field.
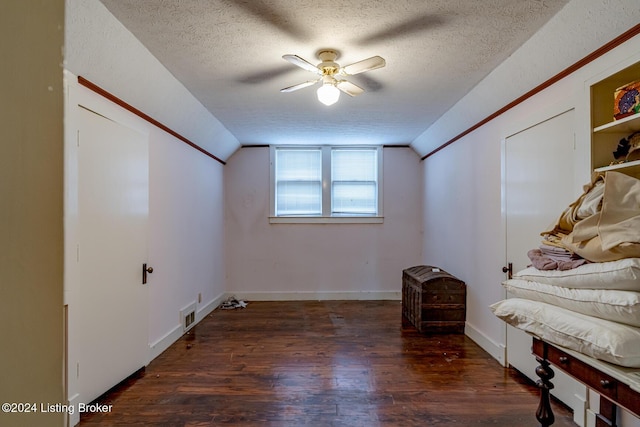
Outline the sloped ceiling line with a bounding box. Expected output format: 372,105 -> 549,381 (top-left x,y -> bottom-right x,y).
78,76 -> 227,165
421,22 -> 640,161
99,0 -> 571,148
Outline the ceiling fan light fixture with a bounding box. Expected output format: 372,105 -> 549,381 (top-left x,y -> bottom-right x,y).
282,48 -> 385,105
317,83 -> 340,106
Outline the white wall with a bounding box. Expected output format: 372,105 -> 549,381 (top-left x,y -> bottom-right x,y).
147,126 -> 226,352
417,3 -> 640,425
64,0 -> 231,417
412,0 -> 640,157
64,0 -> 231,356
224,146 -> 423,299
64,79 -> 228,420
422,70 -> 587,360
419,0 -> 640,359
64,0 -> 240,161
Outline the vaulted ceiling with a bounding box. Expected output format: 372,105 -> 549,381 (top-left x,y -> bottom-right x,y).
99,0 -> 570,148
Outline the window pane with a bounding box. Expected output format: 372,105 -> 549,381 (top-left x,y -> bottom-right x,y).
277,181 -> 321,215
275,148 -> 322,216
332,149 -> 376,181
276,149 -> 321,180
331,148 -> 378,215
332,182 -> 377,214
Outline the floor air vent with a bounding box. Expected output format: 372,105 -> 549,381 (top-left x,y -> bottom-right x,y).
180,302 -> 197,332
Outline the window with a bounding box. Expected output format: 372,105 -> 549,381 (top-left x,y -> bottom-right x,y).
270,146 -> 383,223
274,148 -> 322,216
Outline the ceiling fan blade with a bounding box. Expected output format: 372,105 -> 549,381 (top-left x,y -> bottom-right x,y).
236,65 -> 297,84
282,54 -> 321,74
280,79 -> 320,93
351,73 -> 383,92
341,56 -> 386,75
336,80 -> 365,97
356,14 -> 445,45
227,0 -> 309,40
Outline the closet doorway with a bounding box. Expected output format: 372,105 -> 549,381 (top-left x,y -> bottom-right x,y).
75,106 -> 150,404
504,108 -> 587,425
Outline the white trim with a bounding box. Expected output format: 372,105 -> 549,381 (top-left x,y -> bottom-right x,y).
196,294 -> 223,322
269,145 -> 276,216
585,408 -> 597,427
270,145 -> 384,221
269,216 -> 384,224
465,321 -> 507,367
322,146 -> 331,216
230,290 -> 401,301
377,147 -> 384,217
148,325 -> 182,362
68,393 -> 80,426
147,292 -> 226,362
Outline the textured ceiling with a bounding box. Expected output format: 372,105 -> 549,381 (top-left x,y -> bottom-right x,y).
99,0 -> 569,148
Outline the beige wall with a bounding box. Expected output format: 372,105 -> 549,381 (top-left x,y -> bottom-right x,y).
0,1 -> 65,425
224,146 -> 423,298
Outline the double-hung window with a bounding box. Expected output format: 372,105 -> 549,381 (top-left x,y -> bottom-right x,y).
271,146 -> 383,223
273,148 -> 322,216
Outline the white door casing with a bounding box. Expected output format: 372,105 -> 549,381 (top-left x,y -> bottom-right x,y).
76,106 -> 150,404
504,109 -> 588,426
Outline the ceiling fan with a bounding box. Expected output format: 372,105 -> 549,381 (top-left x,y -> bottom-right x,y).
280,49 -> 386,106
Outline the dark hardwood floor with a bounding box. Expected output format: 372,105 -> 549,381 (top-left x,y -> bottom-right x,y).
81,300 -> 576,426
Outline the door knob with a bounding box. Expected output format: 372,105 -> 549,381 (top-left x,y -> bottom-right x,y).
502,262 -> 513,279
142,263 -> 153,284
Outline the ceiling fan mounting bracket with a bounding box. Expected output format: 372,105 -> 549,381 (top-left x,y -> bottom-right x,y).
320,65 -> 339,76
317,49 -> 340,75
316,49 -> 339,62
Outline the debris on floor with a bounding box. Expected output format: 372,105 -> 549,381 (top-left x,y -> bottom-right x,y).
219,295 -> 248,310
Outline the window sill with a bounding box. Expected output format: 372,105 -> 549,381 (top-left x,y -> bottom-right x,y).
269,216 -> 384,224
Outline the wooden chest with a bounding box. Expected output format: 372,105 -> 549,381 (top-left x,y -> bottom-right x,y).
402,265 -> 466,334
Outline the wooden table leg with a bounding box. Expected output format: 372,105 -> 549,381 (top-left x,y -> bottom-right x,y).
535,355 -> 555,427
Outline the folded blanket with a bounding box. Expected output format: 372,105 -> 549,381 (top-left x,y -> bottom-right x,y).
539,244 -> 581,260
528,248 -> 588,271
543,172 -> 640,262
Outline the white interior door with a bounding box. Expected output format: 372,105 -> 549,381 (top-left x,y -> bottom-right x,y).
76,106 -> 150,404
505,109 -> 588,425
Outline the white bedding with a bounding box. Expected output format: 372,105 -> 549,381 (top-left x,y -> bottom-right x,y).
491,298 -> 640,368
514,258 -> 640,290
503,279 -> 640,327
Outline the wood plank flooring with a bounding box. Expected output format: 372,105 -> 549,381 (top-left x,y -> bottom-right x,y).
80,300 -> 576,426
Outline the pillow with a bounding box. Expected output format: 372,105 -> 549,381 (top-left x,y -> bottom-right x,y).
490,298 -> 640,367
514,258 -> 640,290
503,279 -> 640,327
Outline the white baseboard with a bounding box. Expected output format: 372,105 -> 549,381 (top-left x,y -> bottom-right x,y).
229,290 -> 401,301
148,324 -> 182,362
147,292 -> 226,362
196,292 -> 225,321
68,393 -> 80,426
465,321 -> 507,367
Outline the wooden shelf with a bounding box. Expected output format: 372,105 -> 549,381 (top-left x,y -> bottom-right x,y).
594,159 -> 640,173
591,61 -> 640,176
594,113 -> 640,134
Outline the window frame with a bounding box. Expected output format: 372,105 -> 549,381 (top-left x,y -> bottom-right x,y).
270,145 -> 383,224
